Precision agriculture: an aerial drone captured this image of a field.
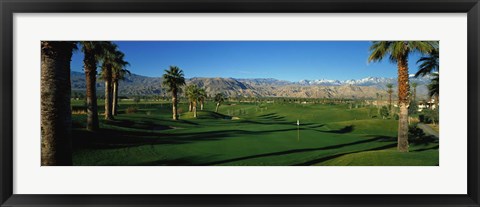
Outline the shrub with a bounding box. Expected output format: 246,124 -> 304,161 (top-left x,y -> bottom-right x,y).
409,101 -> 418,114
418,114 -> 425,122
125,106 -> 138,114
408,124 -> 436,145
380,106 -> 389,119
71,109 -> 87,115
133,97 -> 141,104
419,109 -> 439,124
393,113 -> 399,120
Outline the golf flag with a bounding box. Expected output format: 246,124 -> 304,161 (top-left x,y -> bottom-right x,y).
296,119 -> 300,142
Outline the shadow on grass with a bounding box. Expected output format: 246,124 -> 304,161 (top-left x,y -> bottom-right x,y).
292,143 -> 397,166
73,125 -> 320,150
72,128 -> 239,150
73,112 -> 361,151
106,119 -> 173,131
411,145 -> 439,152
320,125 -> 354,134
138,157 -> 199,166
194,111 -> 233,120
198,136 -> 394,166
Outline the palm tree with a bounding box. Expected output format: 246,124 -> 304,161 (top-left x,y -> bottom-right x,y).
162,66 -> 186,120
416,48 -> 439,111
185,84 -> 200,118
198,88 -> 207,111
111,53 -> 130,116
214,93 -> 225,112
80,41 -> 110,131
415,49 -> 439,77
99,42 -> 120,120
185,84 -> 195,112
368,41 -> 436,152
41,41 -> 76,165
386,83 -> 393,110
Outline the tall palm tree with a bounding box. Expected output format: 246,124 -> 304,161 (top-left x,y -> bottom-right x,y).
111,53 -> 130,116
80,41 -> 110,131
368,41 -> 436,152
162,66 -> 186,120
41,41 -> 76,166
99,42 -> 120,120
198,88 -> 207,111
415,49 -> 439,77
214,93 -> 225,113
386,83 -> 393,110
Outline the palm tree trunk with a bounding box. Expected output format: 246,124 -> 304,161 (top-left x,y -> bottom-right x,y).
41,41 -> 73,166
189,102 -> 192,112
215,103 -> 220,112
112,81 -> 118,116
193,101 -> 197,118
104,66 -> 113,120
389,93 -> 392,109
84,50 -> 99,131
413,87 -> 417,102
397,57 -> 410,152
172,90 -> 178,120
201,101 -> 204,110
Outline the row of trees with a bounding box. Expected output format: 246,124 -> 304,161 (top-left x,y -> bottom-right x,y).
185,84 -> 207,117
368,41 -> 439,152
81,41 -> 130,130
41,41 -> 130,165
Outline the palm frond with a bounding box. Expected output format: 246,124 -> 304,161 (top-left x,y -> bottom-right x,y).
415,49 -> 439,77
368,41 -> 392,63
428,73 -> 439,97
162,66 -> 186,93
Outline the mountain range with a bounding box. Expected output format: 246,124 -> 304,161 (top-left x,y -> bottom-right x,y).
71,71 -> 432,99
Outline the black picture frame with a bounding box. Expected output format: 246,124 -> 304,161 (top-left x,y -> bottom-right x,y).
1,0 -> 479,206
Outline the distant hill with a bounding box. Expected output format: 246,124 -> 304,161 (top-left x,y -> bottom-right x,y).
71,71 -> 432,99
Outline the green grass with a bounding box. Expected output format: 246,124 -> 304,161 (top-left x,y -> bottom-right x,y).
71,101 -> 439,166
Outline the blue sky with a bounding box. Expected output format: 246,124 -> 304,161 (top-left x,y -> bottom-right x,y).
70,41 -> 424,82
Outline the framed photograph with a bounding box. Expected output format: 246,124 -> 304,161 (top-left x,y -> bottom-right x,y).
1,0 -> 479,206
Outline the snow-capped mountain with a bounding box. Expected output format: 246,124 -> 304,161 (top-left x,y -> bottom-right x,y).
297,75 -> 432,89
71,71 -> 434,98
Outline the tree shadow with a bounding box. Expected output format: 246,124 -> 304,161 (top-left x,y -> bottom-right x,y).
408,125 -> 439,146
320,125 -> 354,134
74,114 -> 355,152
73,125 -> 301,150
106,119 -> 172,131
411,145 -> 439,152
198,136 -> 394,166
292,143 -> 397,166
137,157 -> 199,166
72,128 -> 240,150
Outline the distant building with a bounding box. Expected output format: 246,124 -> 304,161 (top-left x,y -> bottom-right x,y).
417,98 -> 437,111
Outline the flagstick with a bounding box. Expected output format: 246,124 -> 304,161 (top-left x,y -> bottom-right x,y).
297,125 -> 299,142
297,119 -> 300,142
